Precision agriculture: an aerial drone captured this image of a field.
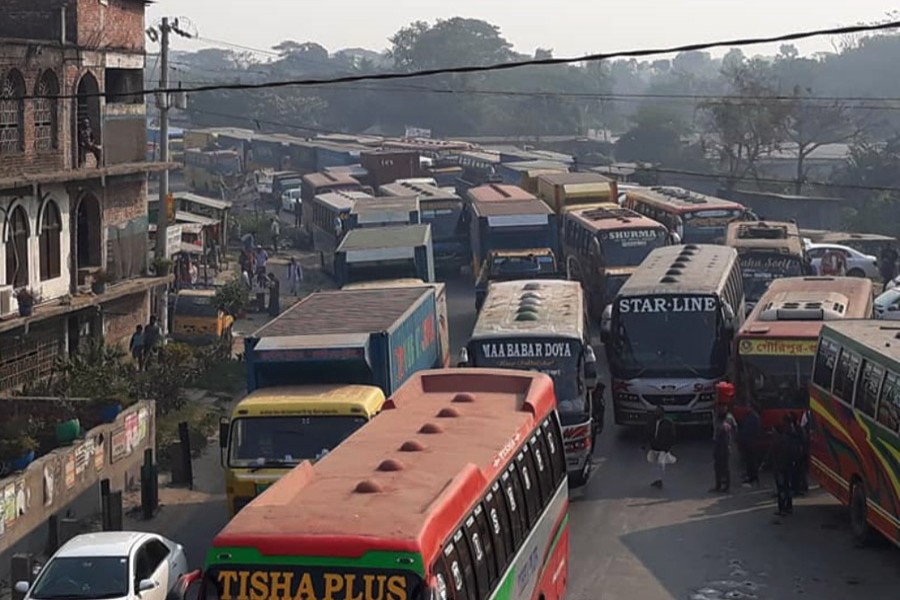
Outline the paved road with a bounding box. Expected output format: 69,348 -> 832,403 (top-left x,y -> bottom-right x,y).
166,271 -> 899,597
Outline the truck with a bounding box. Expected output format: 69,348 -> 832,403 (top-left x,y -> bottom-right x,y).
223,286 -> 443,515
536,171 -> 620,214
334,223 -> 435,287
467,184 -> 559,280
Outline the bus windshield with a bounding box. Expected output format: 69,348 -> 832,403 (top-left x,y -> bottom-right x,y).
473,338 -> 586,420
491,254 -> 556,276
421,203 -> 464,239
737,353 -> 813,409
599,228 -> 669,267
611,294 -> 728,379
228,415 -> 368,467
740,253 -> 805,301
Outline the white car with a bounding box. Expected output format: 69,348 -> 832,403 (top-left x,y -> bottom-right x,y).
280,188 -> 302,214
874,287 -> 900,320
17,532 -> 189,600
805,243 -> 878,278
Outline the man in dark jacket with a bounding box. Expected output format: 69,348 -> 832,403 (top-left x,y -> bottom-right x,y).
711,410 -> 734,493
644,406 -> 675,489
773,415 -> 801,516
739,403 -> 762,486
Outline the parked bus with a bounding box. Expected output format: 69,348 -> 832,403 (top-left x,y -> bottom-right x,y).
455,150 -> 502,194
300,171 -> 364,206
303,190 -> 372,272
733,277 -> 874,430
537,172 -> 619,214
607,244 -> 745,426
459,279 -> 601,486
725,220 -> 809,314
808,320 -> 900,547
563,205 -> 670,319
183,148 -> 243,194
199,369 -> 570,600
623,186 -> 752,244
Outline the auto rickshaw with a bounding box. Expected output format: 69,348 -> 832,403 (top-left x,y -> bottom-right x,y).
171,288 -> 234,345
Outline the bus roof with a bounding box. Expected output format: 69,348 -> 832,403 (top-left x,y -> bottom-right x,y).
618,244 -> 739,297
725,220 -> 804,254
467,184 -> 537,204
472,280 -> 584,340
302,171 -> 361,188
537,172 -> 614,186
252,287 -> 430,338
350,195 -> 419,215
567,206 -> 666,232
234,384 -> 385,417
337,224 -> 431,251
820,321 -> 900,372
626,186 -> 744,213
212,369 -> 556,560
380,181 -> 461,201
738,276 -> 873,338
312,191 -> 366,212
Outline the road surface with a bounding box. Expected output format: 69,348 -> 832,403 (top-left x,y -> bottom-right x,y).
169,272 -> 899,598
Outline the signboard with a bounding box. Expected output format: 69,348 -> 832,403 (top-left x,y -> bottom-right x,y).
391,298 -> 438,387
110,428 -> 129,463
738,338 -> 817,356
405,126 -> 432,139
165,224 -> 183,259
473,339 -> 580,386
618,295 -> 718,313
486,214 -> 549,228
255,347 -> 366,362
741,254 -> 802,275
211,567 -> 418,600
480,341 -> 574,359
601,229 -> 664,248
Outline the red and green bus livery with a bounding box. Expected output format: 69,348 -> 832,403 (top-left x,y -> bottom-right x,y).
808,320 -> 900,547
200,368 -> 570,600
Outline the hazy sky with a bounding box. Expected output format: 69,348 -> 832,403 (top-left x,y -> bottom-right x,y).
148,1 -> 898,59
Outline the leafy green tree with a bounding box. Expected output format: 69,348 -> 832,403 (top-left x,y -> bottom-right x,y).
615,105 -> 685,164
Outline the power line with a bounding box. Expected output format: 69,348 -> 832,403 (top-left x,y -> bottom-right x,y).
21,20 -> 900,100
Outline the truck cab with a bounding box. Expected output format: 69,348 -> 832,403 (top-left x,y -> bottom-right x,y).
475,248 -> 559,311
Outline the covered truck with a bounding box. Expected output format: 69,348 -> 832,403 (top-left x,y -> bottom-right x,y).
222,286 -> 442,515
333,223 -> 435,287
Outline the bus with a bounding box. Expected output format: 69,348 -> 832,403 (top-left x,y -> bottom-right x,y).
303,190 -> 372,272
563,205 -> 670,319
300,171 -> 364,206
725,220 -> 809,314
733,276 -> 874,430
623,186 -> 752,244
536,172 -> 619,214
459,279 -> 601,487
808,320 -> 900,547
183,148 -> 243,195
198,369 -> 570,600
455,150 -> 502,194
607,244 -> 745,426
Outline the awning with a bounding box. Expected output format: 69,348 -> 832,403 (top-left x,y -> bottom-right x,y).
174,211 -> 220,226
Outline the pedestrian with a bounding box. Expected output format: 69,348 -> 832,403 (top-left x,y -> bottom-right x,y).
739,403 -> 763,487
711,406 -> 734,494
643,406 -> 676,489
241,268 -> 252,291
880,243 -> 898,291
188,260 -> 199,288
255,245 -> 269,281
773,415 -> 800,516
820,247 -> 847,276
287,257 -> 304,295
129,325 -> 144,369
271,217 -> 281,253
267,272 -> 281,317
793,411 -> 811,496
142,315 -> 161,366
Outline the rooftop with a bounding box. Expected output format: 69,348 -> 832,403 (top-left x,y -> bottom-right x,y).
473,280 -> 584,339
538,172 -> 614,186
337,224 -> 431,251
626,186 -> 744,210
823,320 -> 900,369
619,244 -> 739,296
568,206 -> 666,232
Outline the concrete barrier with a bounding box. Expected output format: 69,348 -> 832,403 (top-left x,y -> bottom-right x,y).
0,401 -> 155,579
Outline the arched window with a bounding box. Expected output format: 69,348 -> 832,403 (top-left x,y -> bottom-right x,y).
5,206 -> 30,288
0,69 -> 26,154
39,201 -> 62,280
34,70 -> 59,151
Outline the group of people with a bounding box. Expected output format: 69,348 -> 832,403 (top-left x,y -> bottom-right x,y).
128,315 -> 162,370
645,398 -> 811,517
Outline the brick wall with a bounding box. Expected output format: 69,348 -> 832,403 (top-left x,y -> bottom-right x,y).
103,291 -> 149,346
102,178 -> 146,227
0,0 -> 75,43
76,0 -> 146,52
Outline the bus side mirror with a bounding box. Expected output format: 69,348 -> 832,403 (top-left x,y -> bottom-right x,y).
457,347 -> 470,368
584,346 -> 599,389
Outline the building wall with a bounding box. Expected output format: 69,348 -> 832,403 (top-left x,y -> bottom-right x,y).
75,0 -> 146,52
0,0 -> 75,43
102,178 -> 149,279
103,291 -> 149,346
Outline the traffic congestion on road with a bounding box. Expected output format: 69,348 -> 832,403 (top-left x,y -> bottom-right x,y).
25,136 -> 900,600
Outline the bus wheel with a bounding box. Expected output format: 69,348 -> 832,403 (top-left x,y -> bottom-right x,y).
850,481 -> 872,546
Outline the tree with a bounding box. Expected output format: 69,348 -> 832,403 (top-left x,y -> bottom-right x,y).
701,60 -> 791,194
615,105 -> 685,164
387,18 -> 514,71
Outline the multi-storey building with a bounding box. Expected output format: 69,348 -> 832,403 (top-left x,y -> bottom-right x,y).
0,0 -> 172,392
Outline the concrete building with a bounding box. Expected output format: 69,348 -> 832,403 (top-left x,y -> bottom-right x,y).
0,0 -> 172,393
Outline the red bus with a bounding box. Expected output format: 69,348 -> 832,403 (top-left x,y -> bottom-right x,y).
734,276 -> 874,429
808,320 -> 900,546
199,369 -> 570,600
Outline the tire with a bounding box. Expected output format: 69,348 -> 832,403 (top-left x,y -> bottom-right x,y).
847,268 -> 866,278
568,465 -> 589,488
850,481 -> 872,546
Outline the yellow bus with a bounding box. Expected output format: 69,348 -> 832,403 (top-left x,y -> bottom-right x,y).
219,384 -> 385,516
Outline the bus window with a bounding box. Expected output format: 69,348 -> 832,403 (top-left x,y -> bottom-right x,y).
856,361 -> 884,419
523,443 -> 547,509
463,514 -> 490,597
484,485 -> 511,569
542,417 -> 566,486
501,470 -> 525,547
877,373 -> 900,433
432,557 -> 452,600
530,435 -> 553,505
453,529 -> 480,600
515,452 -> 540,526
813,338 -> 839,390
443,541 -> 470,600
833,349 -> 861,404
471,504 -> 498,586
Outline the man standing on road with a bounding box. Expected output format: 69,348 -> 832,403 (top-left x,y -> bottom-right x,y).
142,315 -> 161,367
739,403 -> 763,487
711,406 -> 734,494
880,243 -> 898,291
287,257 -> 304,296
644,406 -> 676,489
255,245 -> 269,285
773,415 -> 800,516
271,217 -> 281,254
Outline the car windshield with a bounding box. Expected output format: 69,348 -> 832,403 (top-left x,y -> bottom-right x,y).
598,228 -> 668,268
737,353 -> 813,410
30,557 -> 129,600
611,295 -> 728,379
877,288 -> 900,305
421,203 -> 464,238
228,415 -> 369,467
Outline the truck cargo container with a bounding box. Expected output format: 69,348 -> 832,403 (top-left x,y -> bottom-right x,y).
360,149 -> 420,188
537,171 -> 620,213
334,224 -> 435,287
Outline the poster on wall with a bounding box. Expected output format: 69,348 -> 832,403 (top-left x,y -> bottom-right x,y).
75,442 -> 89,476
137,408 -> 149,445
16,480 -> 28,519
43,464 -> 55,507
125,413 -> 139,453
64,454 -> 76,490
3,484 -> 16,526
94,435 -> 105,471
111,428 -> 128,463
